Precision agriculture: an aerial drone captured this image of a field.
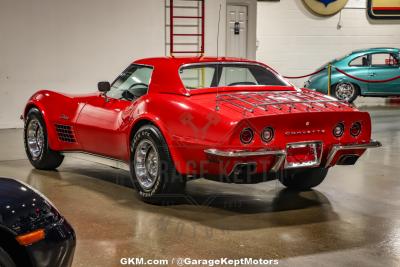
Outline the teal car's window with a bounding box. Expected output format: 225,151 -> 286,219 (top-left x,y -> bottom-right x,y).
371,53 -> 399,67
109,65 -> 153,100
349,56 -> 369,67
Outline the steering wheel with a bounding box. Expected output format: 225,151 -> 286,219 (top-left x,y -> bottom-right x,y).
128,83 -> 148,89
228,82 -> 257,86
121,83 -> 149,101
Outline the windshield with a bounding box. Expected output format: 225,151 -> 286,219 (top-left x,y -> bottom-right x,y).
179,63 -> 289,90
108,64 -> 153,100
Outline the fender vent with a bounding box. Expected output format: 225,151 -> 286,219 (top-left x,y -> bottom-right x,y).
55,124 -> 76,143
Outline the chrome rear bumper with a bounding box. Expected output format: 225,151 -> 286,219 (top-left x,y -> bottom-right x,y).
204,148 -> 286,172
204,140 -> 382,172
324,140 -> 382,168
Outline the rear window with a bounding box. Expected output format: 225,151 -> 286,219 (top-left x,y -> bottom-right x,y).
179,63 -> 288,90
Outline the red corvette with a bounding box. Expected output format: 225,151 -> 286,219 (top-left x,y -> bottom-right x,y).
23,57 -> 381,202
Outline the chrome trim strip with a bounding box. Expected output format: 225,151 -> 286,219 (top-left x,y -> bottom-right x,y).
204,148 -> 286,158
61,152 -> 130,171
324,140 -> 382,168
271,153 -> 287,173
204,149 -> 286,173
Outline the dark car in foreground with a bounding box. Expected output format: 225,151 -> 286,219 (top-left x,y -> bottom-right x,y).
0,178 -> 75,267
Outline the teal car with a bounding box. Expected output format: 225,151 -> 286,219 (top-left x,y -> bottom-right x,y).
305,47 -> 400,102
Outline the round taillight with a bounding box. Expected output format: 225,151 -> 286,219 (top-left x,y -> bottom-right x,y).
350,122 -> 361,137
333,123 -> 344,138
240,128 -> 254,144
261,127 -> 274,143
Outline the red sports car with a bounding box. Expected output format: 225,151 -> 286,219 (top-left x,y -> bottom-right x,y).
23,57 -> 381,202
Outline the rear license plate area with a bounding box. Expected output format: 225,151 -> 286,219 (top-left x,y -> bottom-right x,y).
285,142 -> 322,169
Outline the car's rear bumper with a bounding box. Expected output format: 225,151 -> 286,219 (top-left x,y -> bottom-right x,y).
204,148 -> 286,173
324,140 -> 382,167
26,218 -> 76,267
204,140 -> 382,176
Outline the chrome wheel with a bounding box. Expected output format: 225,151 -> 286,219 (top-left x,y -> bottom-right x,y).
335,82 -> 355,101
26,118 -> 44,159
134,139 -> 160,190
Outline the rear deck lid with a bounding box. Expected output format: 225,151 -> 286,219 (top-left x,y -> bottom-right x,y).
215,89 -> 354,115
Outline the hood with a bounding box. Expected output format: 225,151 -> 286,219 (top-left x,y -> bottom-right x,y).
0,178 -> 61,235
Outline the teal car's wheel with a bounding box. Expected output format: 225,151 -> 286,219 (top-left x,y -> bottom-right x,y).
333,82 -> 358,103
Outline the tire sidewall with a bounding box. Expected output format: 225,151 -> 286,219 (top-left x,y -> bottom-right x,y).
130,126 -> 172,198
334,82 -> 358,103
24,108 -> 48,165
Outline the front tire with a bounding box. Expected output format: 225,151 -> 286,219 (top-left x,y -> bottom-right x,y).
24,108 -> 64,170
0,247 -> 16,267
130,125 -> 186,204
333,82 -> 359,103
279,167 -> 328,191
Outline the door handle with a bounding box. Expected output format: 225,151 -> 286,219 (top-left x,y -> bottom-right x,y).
369,73 -> 376,77
234,22 -> 240,35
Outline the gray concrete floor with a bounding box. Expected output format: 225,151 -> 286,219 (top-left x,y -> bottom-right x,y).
0,105 -> 399,267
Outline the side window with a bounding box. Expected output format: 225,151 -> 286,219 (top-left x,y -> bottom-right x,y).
219,67 -> 258,86
180,66 -> 216,89
371,53 -> 399,67
349,56 -> 368,67
109,65 -> 153,100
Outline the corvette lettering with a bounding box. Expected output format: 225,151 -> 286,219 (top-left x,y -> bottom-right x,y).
285,129 -> 326,136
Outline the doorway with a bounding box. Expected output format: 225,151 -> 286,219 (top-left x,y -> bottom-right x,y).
226,5 -> 248,58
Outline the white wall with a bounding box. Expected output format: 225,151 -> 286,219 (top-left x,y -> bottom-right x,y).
0,0 -> 163,128
1,0 -> 258,129
256,0 -> 400,87
7,0 -> 397,128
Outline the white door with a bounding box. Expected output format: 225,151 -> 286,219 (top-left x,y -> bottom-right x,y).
226,5 -> 248,59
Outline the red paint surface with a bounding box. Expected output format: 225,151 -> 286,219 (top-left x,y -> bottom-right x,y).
23,57 -> 374,175
373,7 -> 400,11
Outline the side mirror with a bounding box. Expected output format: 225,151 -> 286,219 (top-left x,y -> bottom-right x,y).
98,81 -> 111,92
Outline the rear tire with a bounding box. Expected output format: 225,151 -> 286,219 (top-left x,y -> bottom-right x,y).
0,247 -> 16,267
279,167 -> 328,191
24,108 -> 64,170
130,125 -> 186,204
333,82 -> 359,103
